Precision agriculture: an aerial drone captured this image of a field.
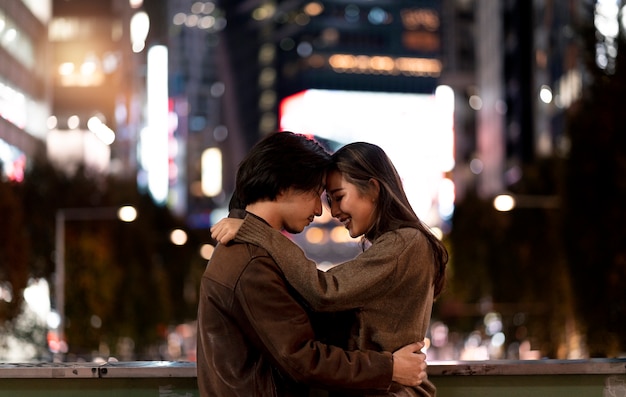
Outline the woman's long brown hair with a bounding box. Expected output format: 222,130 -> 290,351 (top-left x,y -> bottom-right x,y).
330,142 -> 448,298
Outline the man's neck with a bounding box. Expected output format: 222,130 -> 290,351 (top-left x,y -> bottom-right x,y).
245,201 -> 281,230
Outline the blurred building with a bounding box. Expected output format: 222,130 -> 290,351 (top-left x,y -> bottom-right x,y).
210,1 -> 452,231
4,0 -> 593,231
217,0 -> 442,138
0,1 -> 51,182
172,0 -> 588,229
1,0 -> 152,183
48,0 -> 146,178
150,0 -> 449,229
441,0 -> 587,201
209,0 -> 587,226
162,0 -> 244,224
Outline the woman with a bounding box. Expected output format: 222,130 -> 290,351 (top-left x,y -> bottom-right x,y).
212,142 -> 448,397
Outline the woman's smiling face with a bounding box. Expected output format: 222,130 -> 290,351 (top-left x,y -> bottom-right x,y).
325,170 -> 378,238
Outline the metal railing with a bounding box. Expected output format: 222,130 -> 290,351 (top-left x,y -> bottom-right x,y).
0,359 -> 623,397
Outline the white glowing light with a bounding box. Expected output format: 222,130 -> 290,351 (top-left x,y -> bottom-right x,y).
67,115 -> 80,129
130,11 -> 150,53
47,116 -> 58,129
200,244 -> 215,260
170,229 -> 188,245
539,85 -> 553,104
87,116 -> 116,145
144,45 -> 169,204
595,0 -> 619,38
493,194 -> 515,212
58,62 -> 74,75
23,279 -> 51,320
117,206 -> 138,222
469,95 -> 483,110
201,148 -> 222,197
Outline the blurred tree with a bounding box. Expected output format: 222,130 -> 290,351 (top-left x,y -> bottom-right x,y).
563,18 -> 626,357
440,157 -> 576,359
0,176 -> 29,322
440,7 -> 626,361
6,155 -> 207,359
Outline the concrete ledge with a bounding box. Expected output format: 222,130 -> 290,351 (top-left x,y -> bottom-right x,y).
429,358 -> 626,376
429,359 -> 626,397
0,359 -> 623,397
0,361 -> 196,379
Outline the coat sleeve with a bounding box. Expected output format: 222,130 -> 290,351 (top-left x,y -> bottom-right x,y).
236,214 -> 411,311
236,253 -> 393,392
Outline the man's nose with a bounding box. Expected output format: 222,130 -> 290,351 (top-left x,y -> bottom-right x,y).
315,197 -> 323,216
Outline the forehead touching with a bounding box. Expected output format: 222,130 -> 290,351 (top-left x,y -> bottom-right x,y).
325,170 -> 346,194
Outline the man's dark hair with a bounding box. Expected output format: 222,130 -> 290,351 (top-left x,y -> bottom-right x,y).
229,132 -> 331,209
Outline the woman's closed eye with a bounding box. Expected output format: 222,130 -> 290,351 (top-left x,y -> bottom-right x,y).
325,194 -> 341,208
324,192 -> 332,208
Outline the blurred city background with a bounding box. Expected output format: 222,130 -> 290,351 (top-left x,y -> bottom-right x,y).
0,0 -> 625,363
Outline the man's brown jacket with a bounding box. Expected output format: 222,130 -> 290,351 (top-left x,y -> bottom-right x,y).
196,211 -> 394,397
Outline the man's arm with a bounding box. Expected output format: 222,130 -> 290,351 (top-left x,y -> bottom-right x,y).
236,254 -> 426,391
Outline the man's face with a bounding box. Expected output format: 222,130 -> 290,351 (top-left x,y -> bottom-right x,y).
276,187 -> 323,234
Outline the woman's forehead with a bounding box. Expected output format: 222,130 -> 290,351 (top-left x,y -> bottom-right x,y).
325,170 -> 345,191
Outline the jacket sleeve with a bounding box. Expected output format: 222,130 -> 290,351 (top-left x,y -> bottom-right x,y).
236,253 -> 393,392
236,214 -> 413,311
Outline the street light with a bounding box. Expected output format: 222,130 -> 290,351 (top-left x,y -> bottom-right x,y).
54,206 -> 137,350
493,194 -> 560,212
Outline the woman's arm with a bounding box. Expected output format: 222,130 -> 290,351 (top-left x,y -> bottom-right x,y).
231,214 -> 407,311
211,217 -> 244,245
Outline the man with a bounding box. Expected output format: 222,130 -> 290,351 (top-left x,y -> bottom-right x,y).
197,132 -> 427,396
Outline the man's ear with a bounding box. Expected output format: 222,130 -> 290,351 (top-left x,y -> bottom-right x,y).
275,188 -> 290,202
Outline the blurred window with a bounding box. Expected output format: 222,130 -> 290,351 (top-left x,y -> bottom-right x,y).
0,10 -> 35,69
20,0 -> 52,24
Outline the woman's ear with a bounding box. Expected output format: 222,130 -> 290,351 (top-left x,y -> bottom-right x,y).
368,178 -> 380,201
